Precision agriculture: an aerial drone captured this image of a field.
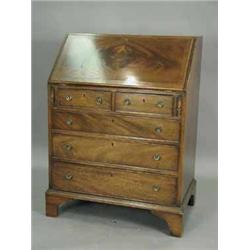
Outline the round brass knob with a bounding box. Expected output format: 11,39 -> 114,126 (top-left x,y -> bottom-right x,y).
64,174 -> 73,180
124,98 -> 131,106
152,185 -> 160,192
156,101 -> 164,108
96,96 -> 103,105
65,95 -> 72,101
66,119 -> 73,125
153,154 -> 161,161
63,144 -> 72,151
155,127 -> 162,133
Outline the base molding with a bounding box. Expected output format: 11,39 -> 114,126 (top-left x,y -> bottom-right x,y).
45,179 -> 196,237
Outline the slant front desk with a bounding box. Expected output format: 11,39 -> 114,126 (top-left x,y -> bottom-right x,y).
45,33 -> 202,237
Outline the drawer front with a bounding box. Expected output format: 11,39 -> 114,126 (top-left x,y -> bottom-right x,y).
116,93 -> 174,115
56,88 -> 112,110
52,134 -> 178,171
52,162 -> 177,205
52,111 -> 180,141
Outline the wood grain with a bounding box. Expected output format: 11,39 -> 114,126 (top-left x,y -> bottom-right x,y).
51,161 -> 177,205
52,110 -> 180,141
116,92 -> 174,115
46,189 -> 183,214
179,38 -> 202,202
49,33 -> 194,90
52,134 -> 179,171
56,88 -> 112,110
46,34 -> 202,237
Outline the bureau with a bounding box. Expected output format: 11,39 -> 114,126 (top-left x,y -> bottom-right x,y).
45,33 -> 202,237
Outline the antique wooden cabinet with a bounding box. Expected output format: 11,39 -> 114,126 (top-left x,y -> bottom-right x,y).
46,33 -> 202,237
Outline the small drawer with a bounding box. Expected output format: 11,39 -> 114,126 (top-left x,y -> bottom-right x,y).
52,134 -> 178,171
116,92 -> 174,115
51,161 -> 177,206
52,111 -> 180,141
56,88 -> 112,110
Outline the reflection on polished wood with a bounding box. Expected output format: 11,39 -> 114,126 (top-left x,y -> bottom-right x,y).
49,33 -> 194,90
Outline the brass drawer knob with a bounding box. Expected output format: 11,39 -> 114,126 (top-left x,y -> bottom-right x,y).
155,127 -> 162,133
96,96 -> 103,105
65,95 -> 72,101
153,154 -> 161,161
124,98 -> 131,106
152,185 -> 160,192
64,174 -> 73,180
156,101 -> 164,108
63,144 -> 72,151
66,119 -> 73,125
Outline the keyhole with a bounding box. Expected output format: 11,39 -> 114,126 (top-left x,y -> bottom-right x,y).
111,142 -> 114,147
142,98 -> 146,103
111,119 -> 114,123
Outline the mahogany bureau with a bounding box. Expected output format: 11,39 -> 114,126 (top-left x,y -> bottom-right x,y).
45,33 -> 202,237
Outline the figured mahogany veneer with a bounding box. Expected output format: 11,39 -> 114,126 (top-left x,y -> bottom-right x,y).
51,161 -> 177,206
52,110 -> 180,141
52,134 -> 178,171
56,88 -> 112,110
49,34 -> 193,90
115,92 -> 174,115
46,33 -> 202,237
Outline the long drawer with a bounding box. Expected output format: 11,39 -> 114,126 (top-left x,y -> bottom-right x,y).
51,161 -> 177,205
52,110 -> 180,141
52,134 -> 178,171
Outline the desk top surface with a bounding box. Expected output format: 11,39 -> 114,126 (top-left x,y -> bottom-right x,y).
49,33 -> 196,91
